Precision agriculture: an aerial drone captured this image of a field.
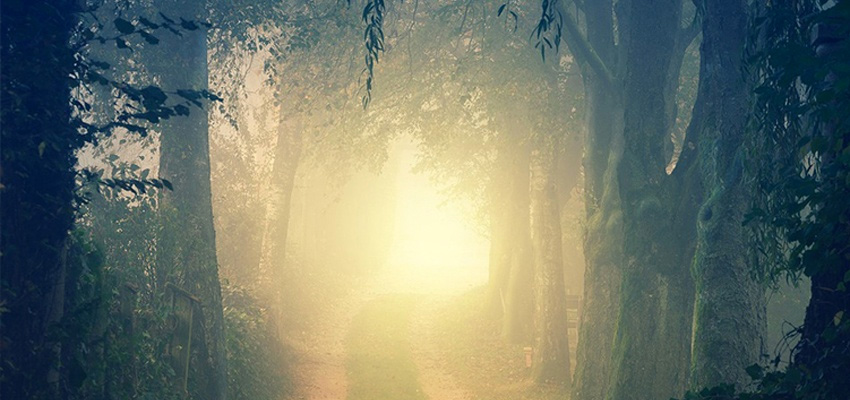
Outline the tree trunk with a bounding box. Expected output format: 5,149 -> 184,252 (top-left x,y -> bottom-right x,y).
153,1 -> 227,398
558,1 -> 702,399
261,112 -> 303,320
501,136 -> 533,343
531,135 -> 571,386
567,1 -> 624,397
487,149 -> 513,319
689,0 -> 766,390
571,73 -> 625,400
605,3 -> 699,399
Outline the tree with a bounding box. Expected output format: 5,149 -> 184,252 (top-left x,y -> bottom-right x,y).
688,0 -> 766,390
542,1 -> 701,398
147,1 -> 228,398
530,131 -> 571,386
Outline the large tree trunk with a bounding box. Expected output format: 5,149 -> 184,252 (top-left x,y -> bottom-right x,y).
606,3 -> 698,399
689,0 -> 766,390
569,2 -> 624,399
530,134 -> 571,386
562,1 -> 701,399
571,72 -> 624,400
154,1 -> 227,398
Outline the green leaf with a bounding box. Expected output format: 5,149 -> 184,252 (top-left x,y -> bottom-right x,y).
138,17 -> 158,29
140,31 -> 159,45
114,18 -> 135,34
745,364 -> 763,380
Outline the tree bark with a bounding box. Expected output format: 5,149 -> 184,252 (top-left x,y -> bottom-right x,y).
571,75 -> 625,400
261,112 -> 303,320
531,134 -> 571,386
559,1 -> 701,399
487,149 -> 513,319
500,134 -> 533,343
570,1 -> 624,397
154,1 -> 227,398
606,3 -> 699,400
689,0 -> 766,390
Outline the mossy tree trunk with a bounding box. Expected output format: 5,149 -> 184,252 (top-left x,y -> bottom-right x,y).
605,2 -> 700,400
557,1 -> 701,399
530,133 -> 571,386
689,0 -> 766,390
571,75 -> 626,400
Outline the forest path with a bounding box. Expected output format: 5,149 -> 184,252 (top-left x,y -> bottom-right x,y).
286,279 -> 363,400
286,271 -> 473,400
409,296 -> 473,400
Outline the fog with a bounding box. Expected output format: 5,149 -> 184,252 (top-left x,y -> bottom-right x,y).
5,1 -> 844,400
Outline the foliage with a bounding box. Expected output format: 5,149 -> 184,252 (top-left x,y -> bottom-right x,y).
53,230 -> 183,400
1,2 -> 90,397
1,1 -> 219,396
222,282 -> 292,400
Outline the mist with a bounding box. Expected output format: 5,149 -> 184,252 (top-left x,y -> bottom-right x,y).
3,1 -> 848,400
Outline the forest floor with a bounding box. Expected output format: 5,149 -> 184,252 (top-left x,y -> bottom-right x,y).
282,272 -> 569,400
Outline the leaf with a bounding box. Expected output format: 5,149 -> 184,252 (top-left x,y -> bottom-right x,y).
114,18 -> 135,34
180,18 -> 199,31
159,12 -> 175,24
140,31 -> 159,45
140,86 -> 168,109
138,17 -> 159,29
745,364 -> 763,380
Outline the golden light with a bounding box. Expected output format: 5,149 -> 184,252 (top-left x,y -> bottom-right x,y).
380,138 -> 490,295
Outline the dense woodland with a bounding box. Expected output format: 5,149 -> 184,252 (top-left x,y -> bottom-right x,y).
1,0 -> 849,399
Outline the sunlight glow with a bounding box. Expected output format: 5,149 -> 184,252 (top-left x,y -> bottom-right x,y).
381,138 -> 490,294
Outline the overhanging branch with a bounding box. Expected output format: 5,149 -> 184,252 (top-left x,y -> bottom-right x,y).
553,0 -> 617,88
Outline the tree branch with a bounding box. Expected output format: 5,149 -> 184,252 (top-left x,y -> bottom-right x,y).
552,0 -> 617,88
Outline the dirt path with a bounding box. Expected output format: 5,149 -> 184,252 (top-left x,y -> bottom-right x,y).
286,298 -> 349,399
286,273 -> 473,400
286,283 -> 369,400
410,297 -> 472,400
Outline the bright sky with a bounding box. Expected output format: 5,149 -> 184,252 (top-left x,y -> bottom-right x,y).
381,138 -> 490,295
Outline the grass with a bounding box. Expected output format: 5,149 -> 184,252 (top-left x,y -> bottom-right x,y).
345,294 -> 427,400
432,286 -> 571,400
